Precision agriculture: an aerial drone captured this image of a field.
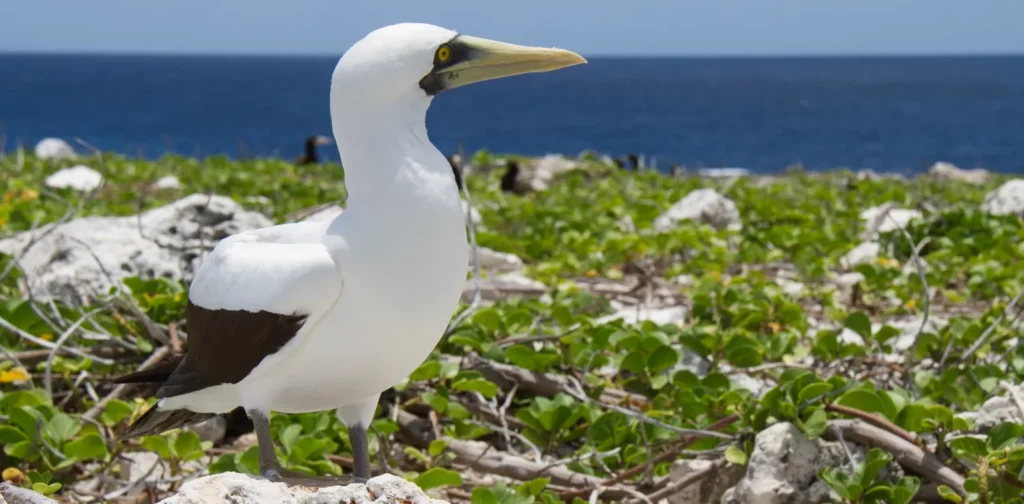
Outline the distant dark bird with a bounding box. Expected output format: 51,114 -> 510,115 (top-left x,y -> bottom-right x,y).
293,135 -> 333,165
500,160 -> 532,194
614,153 -> 641,171
448,153 -> 464,191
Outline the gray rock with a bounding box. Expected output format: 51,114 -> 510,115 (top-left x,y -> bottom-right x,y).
666,458 -> 744,504
157,472 -> 449,504
44,165 -> 103,192
596,305 -> 687,327
154,175 -> 184,190
474,247 -> 524,272
463,272 -> 546,302
721,422 -> 839,504
0,194 -> 273,304
981,179 -> 1024,217
839,242 -> 880,269
929,161 -> 990,185
34,137 -> 77,161
976,382 -> 1024,431
653,189 -> 742,232
859,203 -> 922,240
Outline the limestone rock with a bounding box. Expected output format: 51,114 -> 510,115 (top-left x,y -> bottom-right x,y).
34,137 -> 76,161
597,305 -> 687,327
859,203 -> 922,240
839,242 -> 880,269
464,272 -> 546,302
929,161 -> 990,185
976,382 -> 1024,431
44,165 -> 103,192
0,194 -> 273,304
154,175 -> 184,190
721,422 -> 840,504
653,189 -> 742,232
158,472 -> 449,504
981,179 -> 1024,217
474,247 -> 524,272
666,459 -> 744,504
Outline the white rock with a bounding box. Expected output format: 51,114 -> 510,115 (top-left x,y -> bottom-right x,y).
464,272 -> 546,302
653,188 -> 742,232
597,305 -> 687,326
885,316 -> 946,352
666,458 -> 744,504
838,327 -> 865,346
34,137 -> 76,161
474,247 -> 523,272
618,215 -> 636,233
44,165 -> 103,192
859,203 -> 922,239
154,175 -> 183,190
158,472 -> 449,504
776,277 -> 805,298
0,194 -> 273,304
721,423 -> 837,504
839,242 -> 880,269
981,179 -> 1024,217
976,383 -> 1024,431
929,161 -> 990,185
672,274 -> 695,288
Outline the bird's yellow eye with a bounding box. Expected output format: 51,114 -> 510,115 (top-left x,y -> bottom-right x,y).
437,45 -> 451,62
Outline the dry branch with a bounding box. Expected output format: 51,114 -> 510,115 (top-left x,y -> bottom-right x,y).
824,419 -> 965,495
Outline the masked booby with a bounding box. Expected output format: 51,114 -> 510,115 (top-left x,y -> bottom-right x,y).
114,22 -> 585,486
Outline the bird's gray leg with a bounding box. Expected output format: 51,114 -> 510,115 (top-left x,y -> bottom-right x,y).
250,410 -> 354,487
349,423 -> 371,482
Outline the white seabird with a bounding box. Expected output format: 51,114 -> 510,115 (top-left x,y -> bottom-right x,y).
114,23 -> 586,485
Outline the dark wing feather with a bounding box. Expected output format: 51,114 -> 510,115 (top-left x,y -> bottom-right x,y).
151,300 -> 308,398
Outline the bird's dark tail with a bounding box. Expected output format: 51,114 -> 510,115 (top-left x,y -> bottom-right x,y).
119,404 -> 217,441
112,354 -> 216,440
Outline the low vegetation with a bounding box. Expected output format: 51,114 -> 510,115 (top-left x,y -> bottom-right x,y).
0,147 -> 1022,503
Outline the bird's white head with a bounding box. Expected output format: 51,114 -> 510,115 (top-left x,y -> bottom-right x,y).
329,23 -> 585,198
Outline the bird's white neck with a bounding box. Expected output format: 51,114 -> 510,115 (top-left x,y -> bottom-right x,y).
330,91 -> 457,211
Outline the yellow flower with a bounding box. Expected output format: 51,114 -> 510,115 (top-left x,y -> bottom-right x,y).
877,257 -> 898,268
904,299 -> 917,310
20,189 -> 39,202
0,368 -> 30,383
584,269 -> 598,278
2,467 -> 25,484
40,333 -> 53,342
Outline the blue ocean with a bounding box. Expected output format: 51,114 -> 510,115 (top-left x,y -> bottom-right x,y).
1,53 -> 1022,174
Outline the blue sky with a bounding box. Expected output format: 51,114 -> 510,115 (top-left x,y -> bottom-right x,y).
1,0 -> 1021,56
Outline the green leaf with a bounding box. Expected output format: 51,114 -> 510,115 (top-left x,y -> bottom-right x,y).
986,422 -> 1024,452
473,309 -> 504,333
279,424 -> 303,454
891,476 -> 920,504
470,487 -> 499,504
173,431 -> 203,461
647,345 -> 679,374
859,447 -> 892,487
428,439 -> 449,457
100,399 -> 135,427
0,426 -> 28,444
141,435 -> 172,460
32,482 -> 61,496
64,434 -> 108,460
801,408 -> 828,439
409,360 -> 441,381
844,312 -> 872,340
415,467 -> 463,490
724,444 -> 748,465
452,378 -> 499,399
797,382 -> 832,404
949,436 -> 988,460
936,485 -> 963,502
836,389 -> 884,414
45,413 -> 80,444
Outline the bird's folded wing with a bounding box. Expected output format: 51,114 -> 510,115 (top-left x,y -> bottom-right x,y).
188,239 -> 343,316
146,239 -> 344,398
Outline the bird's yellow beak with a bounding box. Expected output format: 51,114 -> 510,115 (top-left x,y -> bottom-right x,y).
420,35 -> 586,94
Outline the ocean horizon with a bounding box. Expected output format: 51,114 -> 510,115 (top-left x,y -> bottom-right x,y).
2,53 -> 1023,174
